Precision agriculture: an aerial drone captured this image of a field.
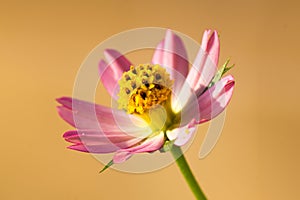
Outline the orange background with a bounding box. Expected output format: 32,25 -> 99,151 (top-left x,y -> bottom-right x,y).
1,0 -> 299,199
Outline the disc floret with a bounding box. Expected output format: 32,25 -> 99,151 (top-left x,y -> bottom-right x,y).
118,64 -> 173,115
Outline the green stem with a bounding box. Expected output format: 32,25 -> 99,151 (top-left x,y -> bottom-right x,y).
171,145 -> 207,200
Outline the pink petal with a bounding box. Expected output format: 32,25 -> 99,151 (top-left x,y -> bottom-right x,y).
152,29 -> 189,103
166,123 -> 197,146
113,132 -> 165,163
56,97 -> 151,138
67,144 -> 89,152
67,144 -> 115,153
122,132 -> 165,153
112,151 -> 132,163
186,30 -> 220,95
172,87 -> 200,125
57,106 -> 76,127
63,130 -> 143,153
98,49 -> 132,99
63,130 -> 142,147
152,40 -> 164,64
200,30 -> 212,52
98,60 -> 118,99
197,75 -> 235,123
201,30 -> 219,65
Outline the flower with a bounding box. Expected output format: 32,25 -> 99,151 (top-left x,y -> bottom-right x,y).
57,29 -> 235,165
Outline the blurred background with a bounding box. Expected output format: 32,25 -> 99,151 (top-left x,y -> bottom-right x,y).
1,0 -> 299,199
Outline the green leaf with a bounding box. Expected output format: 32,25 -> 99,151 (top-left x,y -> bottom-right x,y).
208,59 -> 234,88
99,160 -> 114,173
222,63 -> 234,76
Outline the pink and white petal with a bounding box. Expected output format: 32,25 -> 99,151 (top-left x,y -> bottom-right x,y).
152,29 -> 189,104
98,60 -> 119,99
67,144 -> 116,153
103,49 -> 132,74
57,106 -> 76,127
201,30 -> 219,66
171,80 -> 195,114
177,88 -> 203,127
113,131 -> 165,163
152,40 -> 164,65
57,96 -> 118,122
57,106 -> 105,130
98,49 -> 132,99
126,131 -> 165,153
63,130 -> 143,149
165,129 -> 178,141
113,151 -> 132,163
67,144 -> 89,152
167,124 -> 197,146
56,97 -> 152,138
200,30 -> 212,52
173,31 -> 220,112
63,130 -> 130,145
68,144 -> 127,154
197,75 -> 235,123
186,30 -> 220,95
152,29 -> 189,80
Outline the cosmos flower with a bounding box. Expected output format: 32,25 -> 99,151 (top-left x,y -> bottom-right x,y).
57,29 -> 235,165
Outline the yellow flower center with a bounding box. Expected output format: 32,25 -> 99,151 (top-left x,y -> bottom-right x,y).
118,64 -> 173,114
127,83 -> 171,114
118,64 -> 178,131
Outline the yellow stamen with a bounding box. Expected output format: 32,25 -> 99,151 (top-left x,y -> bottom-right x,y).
118,64 -> 173,115
117,64 -> 181,132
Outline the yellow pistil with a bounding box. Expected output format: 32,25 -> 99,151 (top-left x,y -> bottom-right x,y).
118,64 -> 173,115
127,84 -> 171,114
118,64 -> 177,131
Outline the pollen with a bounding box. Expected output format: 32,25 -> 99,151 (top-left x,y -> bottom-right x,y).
118,64 -> 173,115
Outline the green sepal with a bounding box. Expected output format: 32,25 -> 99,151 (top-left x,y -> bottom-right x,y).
99,160 -> 114,173
208,59 -> 234,88
159,140 -> 174,153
